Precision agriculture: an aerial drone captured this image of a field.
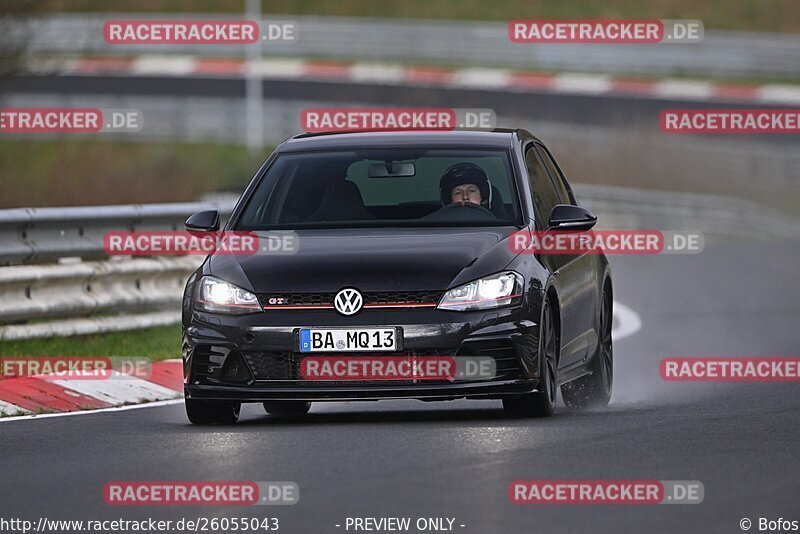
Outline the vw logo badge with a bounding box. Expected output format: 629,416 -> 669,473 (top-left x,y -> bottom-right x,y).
334,288 -> 363,316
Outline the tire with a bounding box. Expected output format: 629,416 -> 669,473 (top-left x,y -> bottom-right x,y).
503,299 -> 557,418
185,398 -> 241,425
561,285 -> 613,408
263,401 -> 312,417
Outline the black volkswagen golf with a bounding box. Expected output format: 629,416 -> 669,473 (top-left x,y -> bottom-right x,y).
181,129 -> 613,424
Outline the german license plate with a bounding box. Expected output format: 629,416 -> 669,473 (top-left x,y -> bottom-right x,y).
298,328 -> 399,352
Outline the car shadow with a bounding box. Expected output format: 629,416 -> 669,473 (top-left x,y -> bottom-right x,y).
232,400 -> 649,428
172,398 -> 658,429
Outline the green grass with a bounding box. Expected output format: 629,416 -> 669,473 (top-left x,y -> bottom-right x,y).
7,0 -> 800,33
0,140 -> 269,208
0,324 -> 182,360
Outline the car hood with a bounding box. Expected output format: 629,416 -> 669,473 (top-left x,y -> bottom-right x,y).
207,227 -> 522,293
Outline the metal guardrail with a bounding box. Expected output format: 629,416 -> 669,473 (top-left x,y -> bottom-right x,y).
0,254 -> 198,340
575,184 -> 800,241
0,200 -> 234,266
0,200 -> 235,340
5,14 -> 800,78
0,256 -> 198,322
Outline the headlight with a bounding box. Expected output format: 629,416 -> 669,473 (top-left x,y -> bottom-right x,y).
437,272 -> 523,311
195,276 -> 261,314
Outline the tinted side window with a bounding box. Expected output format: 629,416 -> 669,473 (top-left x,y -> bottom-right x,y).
524,145 -> 559,224
536,144 -> 574,205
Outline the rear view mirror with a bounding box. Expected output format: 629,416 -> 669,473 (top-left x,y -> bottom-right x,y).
367,162 -> 416,178
547,204 -> 597,231
185,210 -> 220,234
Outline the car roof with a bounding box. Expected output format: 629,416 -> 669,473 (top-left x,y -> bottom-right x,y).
279,128 -> 537,152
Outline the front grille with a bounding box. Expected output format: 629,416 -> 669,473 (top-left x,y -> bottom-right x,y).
364,291 -> 443,306
191,336 -> 525,387
259,290 -> 443,309
241,348 -> 524,384
245,350 -> 448,383
242,351 -> 295,380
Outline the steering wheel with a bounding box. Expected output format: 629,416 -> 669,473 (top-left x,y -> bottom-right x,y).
440,201 -> 496,218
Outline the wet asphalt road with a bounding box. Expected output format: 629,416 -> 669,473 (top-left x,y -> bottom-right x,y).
2,241 -> 799,533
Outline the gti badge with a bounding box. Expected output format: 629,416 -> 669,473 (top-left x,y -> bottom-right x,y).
334,288 -> 363,315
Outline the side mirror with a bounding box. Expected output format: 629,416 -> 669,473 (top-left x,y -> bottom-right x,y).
547,204 -> 597,231
185,210 -> 220,234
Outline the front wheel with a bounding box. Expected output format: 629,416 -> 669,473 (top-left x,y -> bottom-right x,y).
185,398 -> 241,425
503,299 -> 557,418
561,286 -> 613,408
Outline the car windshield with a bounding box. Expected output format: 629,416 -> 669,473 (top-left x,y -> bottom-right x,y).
234,147 -> 522,229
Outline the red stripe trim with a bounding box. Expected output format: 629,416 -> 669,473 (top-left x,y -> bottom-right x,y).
405,66 -> 455,85
147,361 -> 185,392
510,72 -> 557,89
262,302 -> 438,310
73,57 -> 133,73
611,79 -> 659,94
303,61 -> 353,78
262,304 -> 336,310
712,84 -> 760,100
193,58 -> 246,75
0,378 -> 111,412
363,302 -> 438,308
52,55 -> 790,106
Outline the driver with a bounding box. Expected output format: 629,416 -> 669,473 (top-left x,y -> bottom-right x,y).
439,162 -> 491,208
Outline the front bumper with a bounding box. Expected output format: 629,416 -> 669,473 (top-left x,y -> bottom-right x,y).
183,306 -> 541,402
186,379 -> 539,402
